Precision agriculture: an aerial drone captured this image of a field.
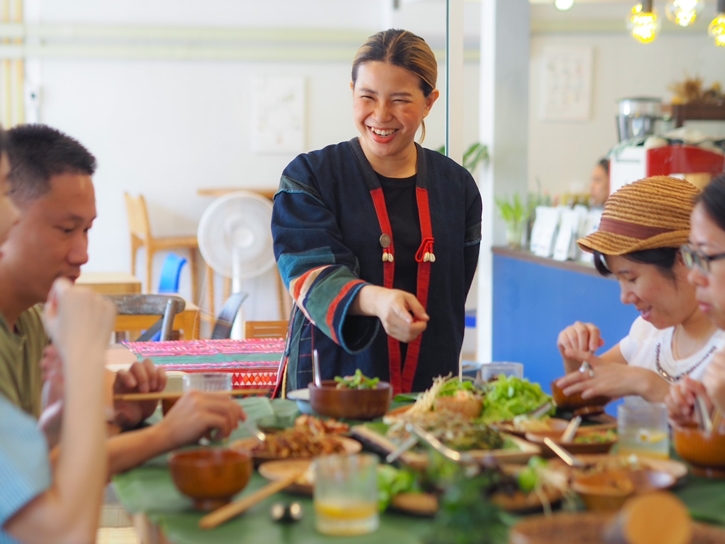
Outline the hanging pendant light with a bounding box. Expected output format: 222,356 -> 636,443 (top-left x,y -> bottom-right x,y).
665,0 -> 703,27
554,0 -> 575,11
709,0 -> 725,47
629,1 -> 661,44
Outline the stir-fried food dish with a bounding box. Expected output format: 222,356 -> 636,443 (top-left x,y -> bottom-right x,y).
236,415 -> 349,459
572,429 -> 617,444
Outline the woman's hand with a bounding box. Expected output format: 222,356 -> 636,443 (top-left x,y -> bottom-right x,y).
557,322 -> 605,373
354,285 -> 429,343
704,350 -> 725,417
555,351 -> 669,402
665,376 -> 710,427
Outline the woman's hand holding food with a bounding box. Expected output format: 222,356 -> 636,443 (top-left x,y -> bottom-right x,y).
556,350 -> 669,402
557,321 -> 605,373
704,350 -> 725,417
355,285 -> 429,343
156,391 -> 246,448
665,377 -> 710,427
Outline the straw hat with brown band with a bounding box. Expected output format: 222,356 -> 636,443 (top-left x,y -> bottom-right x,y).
578,175 -> 700,256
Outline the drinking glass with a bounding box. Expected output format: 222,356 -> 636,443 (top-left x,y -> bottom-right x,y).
183,372 -> 232,392
313,453 -> 379,536
617,397 -> 669,459
478,362 -> 524,382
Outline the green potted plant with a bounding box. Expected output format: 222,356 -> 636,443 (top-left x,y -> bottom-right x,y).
495,193 -> 528,249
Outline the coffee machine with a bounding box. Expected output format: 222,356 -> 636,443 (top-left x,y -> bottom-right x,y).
616,97 -> 663,142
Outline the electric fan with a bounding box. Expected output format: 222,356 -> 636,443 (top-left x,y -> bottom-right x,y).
197,191 -> 276,337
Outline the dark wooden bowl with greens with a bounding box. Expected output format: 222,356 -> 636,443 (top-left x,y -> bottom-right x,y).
309,372 -> 391,420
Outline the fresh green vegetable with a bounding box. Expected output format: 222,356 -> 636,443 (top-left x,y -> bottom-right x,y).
377,464 -> 418,511
436,378 -> 479,398
517,456 -> 548,492
480,375 -> 553,423
334,369 -> 380,390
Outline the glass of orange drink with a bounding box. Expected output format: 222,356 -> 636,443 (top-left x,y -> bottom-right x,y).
313,453 -> 379,536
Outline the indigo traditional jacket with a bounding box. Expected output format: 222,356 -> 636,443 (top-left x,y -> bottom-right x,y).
272,138 -> 482,394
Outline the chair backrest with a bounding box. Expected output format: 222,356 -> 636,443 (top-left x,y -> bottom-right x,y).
211,292 -> 249,340
105,294 -> 186,341
158,253 -> 187,294
124,193 -> 151,240
244,320 -> 289,340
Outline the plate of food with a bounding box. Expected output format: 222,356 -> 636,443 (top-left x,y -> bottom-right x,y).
493,417 -> 571,438
230,415 -> 360,465
525,428 -> 619,456
546,453 -> 688,482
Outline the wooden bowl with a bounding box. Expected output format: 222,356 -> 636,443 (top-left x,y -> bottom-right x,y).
169,448 -> 252,511
673,423 -> 725,478
308,380 -> 391,420
550,380 -> 610,412
571,469 -> 674,512
161,395 -> 181,416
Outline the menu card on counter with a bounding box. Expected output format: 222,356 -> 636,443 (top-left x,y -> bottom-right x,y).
553,207 -> 588,261
530,206 -> 561,258
577,209 -> 603,263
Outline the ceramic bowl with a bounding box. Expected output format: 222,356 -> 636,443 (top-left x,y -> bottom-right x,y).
571,469 -> 675,512
169,448 -> 252,511
673,423 -> 725,478
550,380 -> 610,413
308,380 -> 392,420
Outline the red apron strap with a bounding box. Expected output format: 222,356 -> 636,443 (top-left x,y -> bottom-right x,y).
369,186 -> 434,395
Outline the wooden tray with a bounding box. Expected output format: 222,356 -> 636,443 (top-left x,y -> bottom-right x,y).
351,425 -> 540,470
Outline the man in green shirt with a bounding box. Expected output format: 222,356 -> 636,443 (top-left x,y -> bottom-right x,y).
1,124 -> 246,473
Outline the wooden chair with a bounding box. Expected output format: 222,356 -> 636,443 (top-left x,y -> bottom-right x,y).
124,193 -> 200,302
244,320 -> 289,340
105,294 -> 186,341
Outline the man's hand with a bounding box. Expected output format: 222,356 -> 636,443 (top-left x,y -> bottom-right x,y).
155,391 -> 245,448
113,359 -> 167,429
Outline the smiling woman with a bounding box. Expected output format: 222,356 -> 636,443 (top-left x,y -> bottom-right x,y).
554,176 -> 725,404
272,29 -> 482,397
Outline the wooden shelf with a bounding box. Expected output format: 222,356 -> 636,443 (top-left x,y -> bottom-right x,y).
670,103 -> 725,128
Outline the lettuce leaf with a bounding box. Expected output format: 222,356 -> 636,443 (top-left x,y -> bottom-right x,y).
480,376 -> 552,423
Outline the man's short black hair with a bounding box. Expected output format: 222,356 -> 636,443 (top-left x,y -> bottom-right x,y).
7,124 -> 96,204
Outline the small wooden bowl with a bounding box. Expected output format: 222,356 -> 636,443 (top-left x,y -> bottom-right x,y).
550,380 -> 610,413
571,469 -> 675,512
308,380 -> 391,420
161,395 -> 181,416
169,448 -> 252,511
673,423 -> 725,478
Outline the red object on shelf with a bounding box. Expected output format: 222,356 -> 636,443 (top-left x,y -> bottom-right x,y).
646,145 -> 725,177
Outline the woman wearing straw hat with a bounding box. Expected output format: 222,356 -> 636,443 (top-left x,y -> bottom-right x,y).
666,174 -> 725,424
556,176 -> 725,403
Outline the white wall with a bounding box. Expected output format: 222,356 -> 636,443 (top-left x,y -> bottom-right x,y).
528,32 -> 725,198
27,0 -> 482,321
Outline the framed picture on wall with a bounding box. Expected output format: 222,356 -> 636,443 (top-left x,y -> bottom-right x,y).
252,76 -> 306,154
539,46 -> 593,122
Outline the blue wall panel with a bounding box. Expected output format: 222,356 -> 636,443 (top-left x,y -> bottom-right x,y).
492,254 -> 640,401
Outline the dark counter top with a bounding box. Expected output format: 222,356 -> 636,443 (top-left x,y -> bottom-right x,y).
491,246 -> 605,278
